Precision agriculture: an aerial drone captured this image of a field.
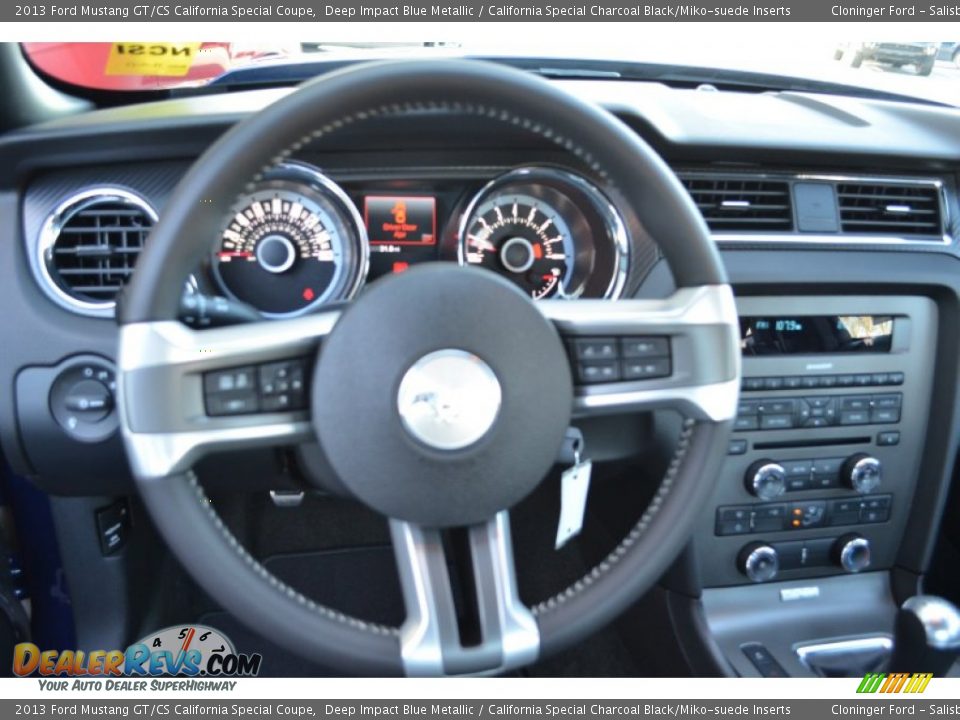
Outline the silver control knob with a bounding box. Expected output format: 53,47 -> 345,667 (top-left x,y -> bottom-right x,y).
842,453 -> 882,494
745,460 -> 787,500
834,533 -> 872,573
738,542 -> 780,583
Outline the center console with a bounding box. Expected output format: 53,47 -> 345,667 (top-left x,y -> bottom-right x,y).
691,294 -> 941,677
696,295 -> 936,588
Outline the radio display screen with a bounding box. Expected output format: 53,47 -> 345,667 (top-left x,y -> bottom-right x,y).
740,315 -> 894,355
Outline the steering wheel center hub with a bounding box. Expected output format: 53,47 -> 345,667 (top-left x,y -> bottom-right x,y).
311,263 -> 573,527
397,349 -> 502,451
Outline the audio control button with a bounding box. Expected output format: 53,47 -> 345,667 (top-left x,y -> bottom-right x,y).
870,408 -> 901,424
782,459 -> 812,478
745,460 -> 788,500
738,543 -> 779,583
834,534 -> 872,573
761,414 -> 794,430
842,454 -> 882,494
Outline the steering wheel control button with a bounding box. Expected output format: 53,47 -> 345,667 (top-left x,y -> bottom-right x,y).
313,264 -> 572,527
567,335 -> 671,385
202,358 -> 310,417
49,360 -> 119,442
571,338 -> 617,361
259,359 -> 308,412
203,366 -> 259,416
397,349 -> 502,451
738,543 -> 780,583
579,361 -> 619,383
621,337 -> 669,358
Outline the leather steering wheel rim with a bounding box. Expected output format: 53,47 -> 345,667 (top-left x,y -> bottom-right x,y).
117,59 -> 739,676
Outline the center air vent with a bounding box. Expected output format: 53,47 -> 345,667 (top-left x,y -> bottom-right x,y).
679,175 -> 793,232
39,189 -> 156,315
837,181 -> 943,238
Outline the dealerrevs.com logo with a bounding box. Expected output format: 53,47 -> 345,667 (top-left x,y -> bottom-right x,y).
12,625 -> 262,681
857,673 -> 934,694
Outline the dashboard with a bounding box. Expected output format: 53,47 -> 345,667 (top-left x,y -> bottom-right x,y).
5,69 -> 960,676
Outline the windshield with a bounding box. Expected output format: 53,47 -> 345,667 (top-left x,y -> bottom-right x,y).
21,40 -> 960,108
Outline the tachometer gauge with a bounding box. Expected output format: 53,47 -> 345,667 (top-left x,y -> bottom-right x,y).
212,162 -> 367,317
459,168 -> 628,300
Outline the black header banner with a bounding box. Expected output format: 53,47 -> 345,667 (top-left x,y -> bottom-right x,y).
7,0 -> 960,21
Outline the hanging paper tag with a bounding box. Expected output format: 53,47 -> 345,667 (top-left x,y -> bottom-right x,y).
555,459 -> 593,549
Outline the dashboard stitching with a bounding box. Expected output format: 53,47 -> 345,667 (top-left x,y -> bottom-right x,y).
182,470 -> 399,637
531,417 -> 696,616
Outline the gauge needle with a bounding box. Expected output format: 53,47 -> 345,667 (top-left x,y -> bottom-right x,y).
218,251 -> 253,259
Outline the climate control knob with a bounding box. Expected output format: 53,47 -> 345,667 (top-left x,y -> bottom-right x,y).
834,534 -> 872,573
745,460 -> 787,500
842,453 -> 882,494
738,542 -> 780,583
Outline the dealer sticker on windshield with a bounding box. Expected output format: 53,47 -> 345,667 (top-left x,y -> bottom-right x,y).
105,42 -> 201,77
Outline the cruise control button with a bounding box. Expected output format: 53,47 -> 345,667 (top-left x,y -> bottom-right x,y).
574,338 -> 618,361
621,337 -> 669,358
622,357 -> 670,380
579,361 -> 620,383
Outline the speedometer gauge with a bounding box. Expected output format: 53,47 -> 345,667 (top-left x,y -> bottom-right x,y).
458,168 -> 629,300
212,162 -> 367,317
463,193 -> 575,299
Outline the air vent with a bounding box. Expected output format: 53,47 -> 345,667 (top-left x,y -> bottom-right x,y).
837,181 -> 943,238
38,189 -> 156,314
679,175 -> 793,232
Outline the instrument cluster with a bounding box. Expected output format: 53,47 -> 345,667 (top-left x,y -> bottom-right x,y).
205,162 -> 630,317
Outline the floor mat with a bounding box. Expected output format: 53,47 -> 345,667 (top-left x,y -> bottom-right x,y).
200,544 -> 402,677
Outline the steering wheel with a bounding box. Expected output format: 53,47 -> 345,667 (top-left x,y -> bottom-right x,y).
117,59 -> 740,677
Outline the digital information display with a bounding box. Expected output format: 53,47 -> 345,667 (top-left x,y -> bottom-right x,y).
740,315 -> 894,355
364,196 -> 437,245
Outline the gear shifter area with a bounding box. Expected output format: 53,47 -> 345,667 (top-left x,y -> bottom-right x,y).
889,596 -> 960,676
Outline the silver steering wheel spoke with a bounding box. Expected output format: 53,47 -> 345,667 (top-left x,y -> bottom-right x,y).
390,512 -> 539,677
540,284 -> 741,422
117,309 -> 341,480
